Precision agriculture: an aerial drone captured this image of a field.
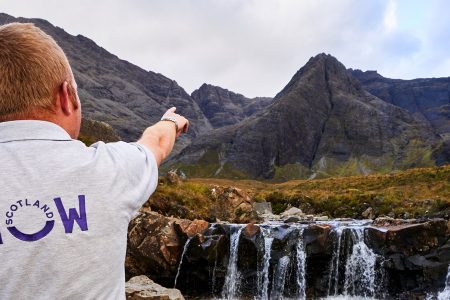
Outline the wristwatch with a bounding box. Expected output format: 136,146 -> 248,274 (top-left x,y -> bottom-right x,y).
161,116 -> 179,132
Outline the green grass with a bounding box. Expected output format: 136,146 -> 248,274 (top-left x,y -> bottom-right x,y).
146,165 -> 450,222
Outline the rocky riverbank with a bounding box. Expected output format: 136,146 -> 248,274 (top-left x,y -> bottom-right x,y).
126,209 -> 450,299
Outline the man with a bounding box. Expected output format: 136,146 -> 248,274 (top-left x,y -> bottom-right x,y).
0,22 -> 189,299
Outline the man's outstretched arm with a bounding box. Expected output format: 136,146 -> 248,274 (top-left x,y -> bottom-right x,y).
137,107 -> 189,166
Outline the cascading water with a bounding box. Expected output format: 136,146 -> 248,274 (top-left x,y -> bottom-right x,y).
327,226 -> 343,296
437,265 -> 450,300
295,227 -> 307,299
270,255 -> 290,300
174,219 -> 447,299
173,236 -> 193,288
221,225 -> 244,300
257,227 -> 273,300
343,227 -> 377,297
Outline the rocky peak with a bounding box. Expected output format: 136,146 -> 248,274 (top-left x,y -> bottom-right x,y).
191,83 -> 272,128
274,53 -> 362,101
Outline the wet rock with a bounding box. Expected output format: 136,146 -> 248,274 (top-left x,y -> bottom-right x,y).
126,275 -> 184,300
179,219 -> 209,238
126,212 -> 209,285
314,215 -> 329,221
243,223 -> 260,239
304,223 -> 333,255
284,216 -> 302,223
367,219 -> 449,256
372,216 -> 417,226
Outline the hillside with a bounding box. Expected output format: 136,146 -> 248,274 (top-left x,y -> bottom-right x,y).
169,54 -> 444,179
148,165 -> 450,222
0,13 -> 212,153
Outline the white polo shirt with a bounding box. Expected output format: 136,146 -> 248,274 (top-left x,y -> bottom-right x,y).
0,120 -> 158,299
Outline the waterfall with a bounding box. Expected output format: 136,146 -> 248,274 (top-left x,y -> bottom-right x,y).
174,236 -> 193,288
211,243 -> 219,295
295,227 -> 306,299
270,255 -> 290,300
327,226 -> 344,296
221,225 -> 244,300
257,227 -> 273,300
437,265 -> 450,300
344,227 -> 377,297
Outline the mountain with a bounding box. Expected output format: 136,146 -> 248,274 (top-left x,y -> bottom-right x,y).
191,84 -> 272,128
0,13 -> 212,152
350,69 -> 450,141
169,54 -> 443,179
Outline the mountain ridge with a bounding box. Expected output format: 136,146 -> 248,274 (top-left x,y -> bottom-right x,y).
170,53 -> 443,179
0,12 -> 212,153
191,83 -> 272,128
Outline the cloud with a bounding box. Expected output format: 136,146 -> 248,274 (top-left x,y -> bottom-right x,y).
1,0 -> 449,97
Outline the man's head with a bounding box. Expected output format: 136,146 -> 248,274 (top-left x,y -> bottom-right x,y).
0,22 -> 81,138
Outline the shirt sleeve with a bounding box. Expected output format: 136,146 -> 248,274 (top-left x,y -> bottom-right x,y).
91,141 -> 159,217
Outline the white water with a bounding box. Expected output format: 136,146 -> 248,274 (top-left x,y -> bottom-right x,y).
270,255 -> 291,300
327,227 -> 344,296
344,227 -> 377,297
437,265 -> 450,300
173,236 -> 193,288
257,227 -> 273,300
295,228 -> 307,299
221,225 -> 244,300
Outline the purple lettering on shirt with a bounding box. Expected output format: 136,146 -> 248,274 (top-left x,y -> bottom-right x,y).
7,220 -> 55,242
54,195 -> 88,233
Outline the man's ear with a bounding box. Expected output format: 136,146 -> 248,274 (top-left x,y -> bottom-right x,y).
58,81 -> 78,115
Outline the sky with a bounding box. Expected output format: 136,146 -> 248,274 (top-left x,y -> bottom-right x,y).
2,0 -> 450,98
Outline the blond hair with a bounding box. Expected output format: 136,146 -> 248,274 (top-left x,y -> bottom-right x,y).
0,22 -> 74,119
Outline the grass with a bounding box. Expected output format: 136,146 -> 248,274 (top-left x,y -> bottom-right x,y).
146,165 -> 450,222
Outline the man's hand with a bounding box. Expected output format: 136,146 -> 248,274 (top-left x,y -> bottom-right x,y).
137,107 -> 189,166
161,107 -> 189,138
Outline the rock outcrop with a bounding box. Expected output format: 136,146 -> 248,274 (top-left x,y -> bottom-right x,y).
126,275 -> 184,300
125,211 -> 209,287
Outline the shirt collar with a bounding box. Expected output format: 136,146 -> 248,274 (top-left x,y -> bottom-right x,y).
0,120 -> 73,143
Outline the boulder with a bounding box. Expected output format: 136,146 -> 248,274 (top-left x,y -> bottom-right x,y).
362,207 -> 375,219
126,211 -> 209,284
367,219 -> 449,256
281,207 -> 304,218
166,171 -> 181,185
126,275 -> 184,300
253,201 -> 272,216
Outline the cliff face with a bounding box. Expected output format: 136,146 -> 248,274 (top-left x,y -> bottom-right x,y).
0,13 -> 212,152
171,54 -> 442,179
351,69 -> 450,166
191,84 -> 272,128
350,69 -> 450,141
